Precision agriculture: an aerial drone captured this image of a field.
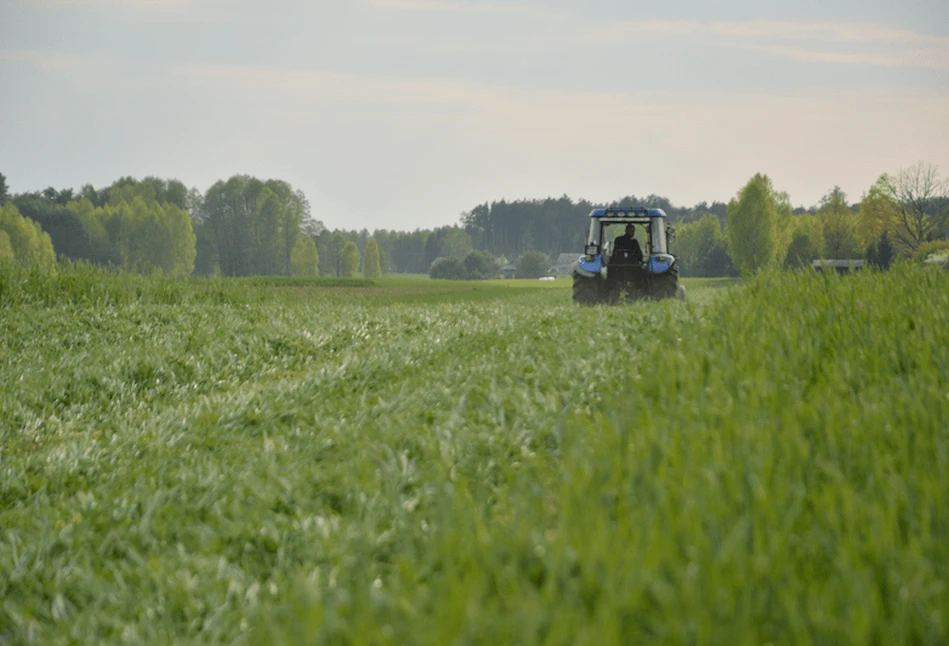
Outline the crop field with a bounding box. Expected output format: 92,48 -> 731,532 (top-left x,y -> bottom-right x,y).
1,265 -> 947,645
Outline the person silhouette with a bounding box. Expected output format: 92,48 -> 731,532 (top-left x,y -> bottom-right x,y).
613,224 -> 643,264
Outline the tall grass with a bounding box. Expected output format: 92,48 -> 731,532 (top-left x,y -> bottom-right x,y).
0,260 -> 255,308
0,265 -> 945,644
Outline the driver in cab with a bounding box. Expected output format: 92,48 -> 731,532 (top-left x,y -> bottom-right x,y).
613,224 -> 643,264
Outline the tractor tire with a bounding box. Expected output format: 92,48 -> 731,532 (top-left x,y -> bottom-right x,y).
572,273 -> 602,305
651,264 -> 679,299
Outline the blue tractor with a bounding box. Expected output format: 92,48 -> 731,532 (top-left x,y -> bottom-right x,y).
572,207 -> 683,304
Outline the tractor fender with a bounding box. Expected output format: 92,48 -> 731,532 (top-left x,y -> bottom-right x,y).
647,254 -> 676,274
573,255 -> 603,278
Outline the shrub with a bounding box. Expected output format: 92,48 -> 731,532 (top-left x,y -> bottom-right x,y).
340,241 -> 360,277
462,250 -> 499,280
516,251 -> 550,279
429,251 -> 500,280
429,257 -> 466,279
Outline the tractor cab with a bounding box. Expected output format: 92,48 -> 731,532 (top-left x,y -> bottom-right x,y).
572,207 -> 682,304
582,208 -> 675,271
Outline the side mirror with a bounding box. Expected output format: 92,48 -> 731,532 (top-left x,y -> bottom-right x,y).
666,227 -> 676,244
584,244 -> 599,256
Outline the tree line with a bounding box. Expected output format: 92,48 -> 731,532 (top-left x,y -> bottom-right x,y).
2,163 -> 946,280
712,164 -> 949,277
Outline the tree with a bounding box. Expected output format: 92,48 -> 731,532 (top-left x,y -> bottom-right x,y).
105,176 -> 188,211
264,181 -> 306,276
0,203 -> 56,270
363,238 -> 382,278
858,177 -> 901,256
674,214 -> 733,277
463,250 -> 499,279
866,229 -> 895,270
14,194 -> 96,263
203,175 -> 307,276
331,233 -> 347,276
884,162 -> 949,255
340,241 -> 360,277
66,197 -> 119,266
0,230 -> 13,260
817,186 -> 861,259
0,172 -> 8,204
54,196 -> 195,276
442,228 -> 472,259
516,251 -> 550,279
290,235 -> 319,276
379,244 -> 390,275
388,230 -> 428,273
725,174 -> 792,275
429,250 -> 499,280
429,257 -> 466,279
785,215 -> 821,269
423,230 -> 441,269
164,202 -> 198,277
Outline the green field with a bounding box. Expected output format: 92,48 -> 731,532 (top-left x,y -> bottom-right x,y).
1,266 -> 947,645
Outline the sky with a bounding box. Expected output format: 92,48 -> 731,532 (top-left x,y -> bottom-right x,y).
1,0 -> 948,231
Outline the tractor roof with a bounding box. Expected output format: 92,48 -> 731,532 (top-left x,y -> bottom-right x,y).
590,207 -> 666,218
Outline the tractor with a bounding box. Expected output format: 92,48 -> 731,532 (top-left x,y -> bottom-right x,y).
572,207 -> 684,304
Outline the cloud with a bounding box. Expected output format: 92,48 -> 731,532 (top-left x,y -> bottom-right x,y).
173,61 -> 949,124
590,20 -> 949,70
18,0 -> 228,23
368,0 -> 534,15
366,7 -> 949,70
0,50 -> 91,73
30,0 -> 189,7
172,61 -> 949,209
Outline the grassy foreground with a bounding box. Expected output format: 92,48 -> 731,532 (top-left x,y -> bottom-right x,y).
0,266 -> 946,644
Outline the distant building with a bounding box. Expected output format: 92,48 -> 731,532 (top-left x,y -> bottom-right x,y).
548,253 -> 580,276
812,259 -> 865,274
500,263 -> 518,279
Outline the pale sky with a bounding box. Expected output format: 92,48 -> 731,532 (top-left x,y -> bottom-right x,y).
2,0 -> 948,230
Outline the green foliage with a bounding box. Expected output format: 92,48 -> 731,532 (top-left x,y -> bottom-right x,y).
725,174 -> 792,275
428,250 -> 500,280
317,231 -> 349,277
0,172 -> 8,204
912,239 -> 949,265
0,230 -> 13,260
378,244 -> 390,275
14,194 -> 99,263
883,162 -> 949,255
428,256 -> 466,279
858,176 -> 900,254
0,269 -> 946,644
674,214 -> 734,277
785,215 -> 822,268
60,197 -> 196,277
0,259 -> 244,308
817,187 -> 861,259
290,235 -> 319,277
463,250 -> 500,279
340,241 -> 360,277
460,195 -> 729,260
202,176 -> 308,277
104,176 -> 189,211
865,229 -> 895,270
362,238 -> 382,278
516,250 -> 551,279
0,202 -> 56,271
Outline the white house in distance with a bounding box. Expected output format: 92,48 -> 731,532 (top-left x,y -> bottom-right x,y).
549,253 -> 580,277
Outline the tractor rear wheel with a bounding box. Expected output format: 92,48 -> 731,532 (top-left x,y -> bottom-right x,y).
572,273 -> 602,305
651,264 -> 679,299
